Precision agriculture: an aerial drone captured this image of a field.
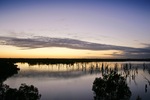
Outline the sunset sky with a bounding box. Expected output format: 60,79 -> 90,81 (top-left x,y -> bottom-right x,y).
0,0 -> 150,58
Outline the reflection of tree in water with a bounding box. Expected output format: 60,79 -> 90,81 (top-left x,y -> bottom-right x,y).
92,71 -> 131,100
136,95 -> 142,100
0,61 -> 41,100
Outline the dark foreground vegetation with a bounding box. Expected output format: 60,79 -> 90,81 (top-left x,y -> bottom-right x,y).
0,58 -> 150,65
0,61 -> 20,83
0,83 -> 41,100
92,71 -> 131,100
0,61 -> 41,100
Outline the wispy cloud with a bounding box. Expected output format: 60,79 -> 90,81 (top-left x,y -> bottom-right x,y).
0,36 -> 150,58
0,36 -> 131,50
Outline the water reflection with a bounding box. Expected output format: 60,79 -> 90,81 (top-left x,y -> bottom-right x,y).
136,95 -> 142,100
0,61 -> 41,100
15,62 -> 150,89
15,62 -> 150,79
4,61 -> 150,100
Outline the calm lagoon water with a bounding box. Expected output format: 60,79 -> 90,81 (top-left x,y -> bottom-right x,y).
4,62 -> 150,100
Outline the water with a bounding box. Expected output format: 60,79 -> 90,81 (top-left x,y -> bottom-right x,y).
4,62 -> 150,100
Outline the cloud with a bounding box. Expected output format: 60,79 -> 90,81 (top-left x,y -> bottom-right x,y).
0,36 -> 150,58
0,36 -> 131,50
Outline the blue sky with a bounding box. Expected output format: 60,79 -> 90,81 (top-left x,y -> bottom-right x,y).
0,0 -> 150,58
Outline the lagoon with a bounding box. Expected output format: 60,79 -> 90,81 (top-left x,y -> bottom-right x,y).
4,61 -> 150,100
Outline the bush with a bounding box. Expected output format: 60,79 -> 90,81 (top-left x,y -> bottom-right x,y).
0,83 -> 41,100
92,71 -> 131,100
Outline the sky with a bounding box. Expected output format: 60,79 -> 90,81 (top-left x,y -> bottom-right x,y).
0,0 -> 150,58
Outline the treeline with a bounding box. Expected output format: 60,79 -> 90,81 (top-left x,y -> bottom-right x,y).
0,58 -> 150,65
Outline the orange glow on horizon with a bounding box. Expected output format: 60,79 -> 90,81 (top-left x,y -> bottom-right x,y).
0,45 -> 122,58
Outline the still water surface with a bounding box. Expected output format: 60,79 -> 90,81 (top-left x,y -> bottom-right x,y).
4,62 -> 150,100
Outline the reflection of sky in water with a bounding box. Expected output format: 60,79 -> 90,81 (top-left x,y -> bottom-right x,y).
4,62 -> 150,100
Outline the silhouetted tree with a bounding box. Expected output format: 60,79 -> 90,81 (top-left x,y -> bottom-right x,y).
0,61 -> 20,84
0,61 -> 41,100
92,71 -> 131,100
0,83 -> 41,100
